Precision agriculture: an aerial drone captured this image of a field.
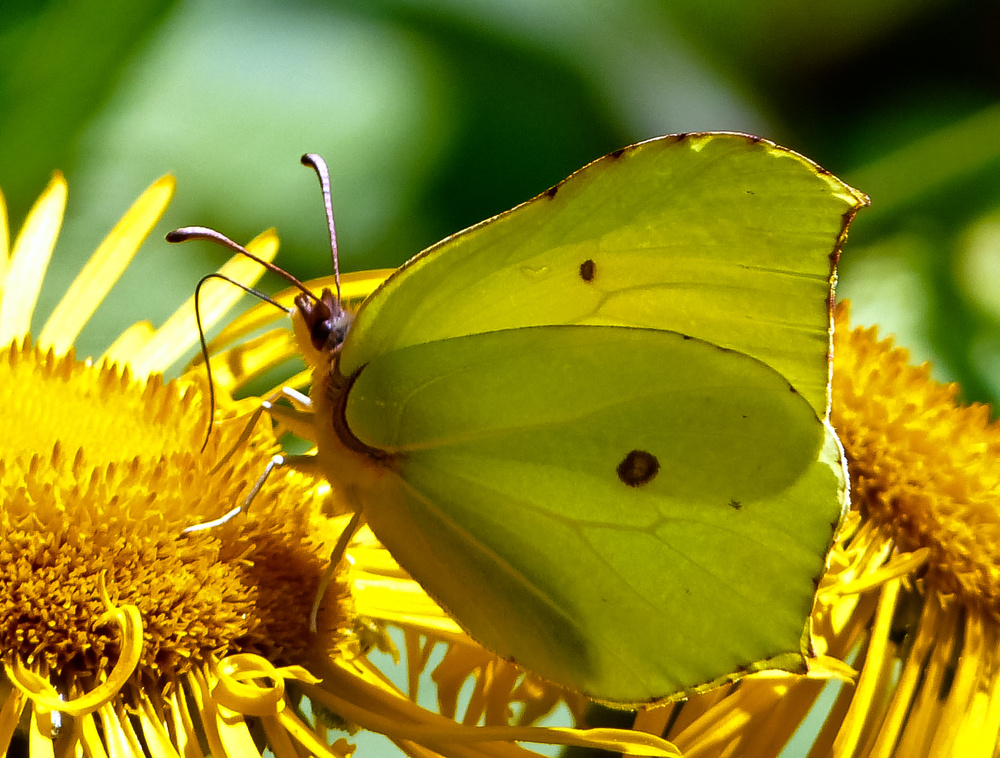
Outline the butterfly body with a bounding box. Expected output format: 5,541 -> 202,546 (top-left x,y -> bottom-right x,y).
285,132 -> 868,704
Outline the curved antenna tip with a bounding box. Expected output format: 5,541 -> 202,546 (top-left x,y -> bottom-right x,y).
166,226 -> 234,245
166,227 -> 202,243
301,153 -> 327,172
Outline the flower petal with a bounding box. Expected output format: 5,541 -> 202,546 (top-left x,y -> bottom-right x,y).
134,692 -> 183,758
0,186 -> 9,282
0,172 -> 66,345
190,666 -> 264,758
97,701 -> 146,757
211,654 -> 286,717
201,330 -> 299,395
29,708 -> 56,758
0,685 -> 26,754
102,320 -> 157,365
38,175 -> 175,354
5,577 -> 143,718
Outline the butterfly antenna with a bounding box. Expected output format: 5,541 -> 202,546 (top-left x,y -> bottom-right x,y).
191,271 -> 289,452
192,273 -> 217,453
300,153 -> 343,308
167,226 -> 320,304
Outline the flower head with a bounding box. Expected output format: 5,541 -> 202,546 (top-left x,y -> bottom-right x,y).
0,173 -> 354,756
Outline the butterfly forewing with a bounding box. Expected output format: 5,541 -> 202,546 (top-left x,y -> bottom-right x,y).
342,133 -> 867,418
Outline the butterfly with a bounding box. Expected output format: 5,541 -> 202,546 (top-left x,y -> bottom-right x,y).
172,132 -> 868,705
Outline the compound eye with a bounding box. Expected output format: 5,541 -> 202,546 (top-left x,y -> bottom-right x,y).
311,317 -> 332,351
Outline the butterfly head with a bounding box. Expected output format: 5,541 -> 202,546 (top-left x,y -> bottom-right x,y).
293,286 -> 353,363
167,153 -> 350,446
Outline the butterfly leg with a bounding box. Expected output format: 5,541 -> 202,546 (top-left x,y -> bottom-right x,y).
264,386 -> 317,442
183,453 -> 288,533
309,508 -> 363,633
183,387 -> 314,533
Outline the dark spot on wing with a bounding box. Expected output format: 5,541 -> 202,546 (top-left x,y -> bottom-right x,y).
579,259 -> 596,282
617,450 -> 659,487
729,499 -> 742,510
544,186 -> 558,200
609,147 -> 626,159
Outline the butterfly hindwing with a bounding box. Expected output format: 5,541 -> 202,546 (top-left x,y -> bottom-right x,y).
340,325 -> 845,703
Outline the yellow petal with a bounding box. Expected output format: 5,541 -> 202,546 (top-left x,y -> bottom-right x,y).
102,320 -> 157,366
271,708 -> 350,758
134,692 -> 183,758
39,175 -> 175,354
28,708 -> 56,758
190,667 -> 264,758
201,329 -> 299,394
97,700 -> 145,757
0,185 -> 9,283
5,577 -> 143,717
80,712 -> 113,758
0,685 -> 26,753
0,172 -> 67,345
211,654 -> 286,717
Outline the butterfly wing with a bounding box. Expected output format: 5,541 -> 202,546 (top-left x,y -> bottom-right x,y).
330,325 -> 846,704
341,133 -> 868,417
307,132 -> 865,703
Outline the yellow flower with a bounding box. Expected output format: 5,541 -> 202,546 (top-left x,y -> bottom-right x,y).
627,302 -> 1000,757
0,172 -> 680,758
0,172 -> 354,757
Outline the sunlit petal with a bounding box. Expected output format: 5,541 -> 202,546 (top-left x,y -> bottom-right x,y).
0,172 -> 66,344
39,175 -> 175,353
0,186 -> 9,283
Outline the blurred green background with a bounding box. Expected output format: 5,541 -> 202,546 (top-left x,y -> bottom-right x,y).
4,0 -> 1000,400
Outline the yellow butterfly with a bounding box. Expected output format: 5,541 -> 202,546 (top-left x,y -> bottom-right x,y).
172,133 -> 867,704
